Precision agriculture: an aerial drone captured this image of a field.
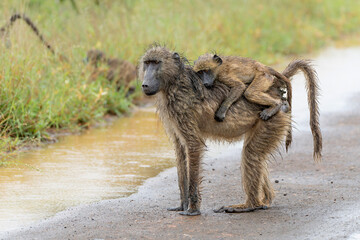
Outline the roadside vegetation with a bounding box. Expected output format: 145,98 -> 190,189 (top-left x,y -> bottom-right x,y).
1,0 -> 360,163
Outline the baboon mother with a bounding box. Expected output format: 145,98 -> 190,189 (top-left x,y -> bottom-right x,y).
139,46 -> 320,216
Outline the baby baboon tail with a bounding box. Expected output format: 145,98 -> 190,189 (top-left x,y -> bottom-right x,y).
282,59 -> 322,161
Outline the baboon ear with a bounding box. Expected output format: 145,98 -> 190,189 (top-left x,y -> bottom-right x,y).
213,54 -> 223,65
172,52 -> 180,60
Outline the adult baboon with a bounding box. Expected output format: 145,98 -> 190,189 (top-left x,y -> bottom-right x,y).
139,45 -> 321,216
193,53 -> 291,122
85,49 -> 137,92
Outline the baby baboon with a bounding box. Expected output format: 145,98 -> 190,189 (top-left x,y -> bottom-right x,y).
139,45 -> 321,216
85,49 -> 137,92
193,53 -> 292,122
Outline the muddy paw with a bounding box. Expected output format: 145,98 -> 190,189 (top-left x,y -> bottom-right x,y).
179,210 -> 201,216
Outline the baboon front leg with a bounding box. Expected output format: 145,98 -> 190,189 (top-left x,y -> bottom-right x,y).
215,81 -> 246,122
179,141 -> 204,216
167,137 -> 189,211
244,73 -> 282,120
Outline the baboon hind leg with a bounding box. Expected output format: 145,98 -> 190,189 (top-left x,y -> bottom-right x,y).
244,73 -> 283,121
261,167 -> 275,206
215,116 -> 288,213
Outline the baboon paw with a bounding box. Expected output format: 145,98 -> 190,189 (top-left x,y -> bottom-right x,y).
167,206 -> 184,211
260,110 -> 272,120
179,210 -> 201,216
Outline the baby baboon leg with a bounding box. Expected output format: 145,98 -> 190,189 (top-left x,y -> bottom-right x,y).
168,137 -> 189,211
244,73 -> 282,120
179,141 -> 204,216
215,81 -> 246,122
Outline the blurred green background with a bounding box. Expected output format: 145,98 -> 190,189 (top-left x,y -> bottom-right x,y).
1,0 -> 360,159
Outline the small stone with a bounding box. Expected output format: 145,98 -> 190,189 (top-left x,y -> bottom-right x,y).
275,180 -> 279,183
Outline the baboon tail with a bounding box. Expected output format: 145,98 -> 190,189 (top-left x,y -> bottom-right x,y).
1,13 -> 55,55
282,59 -> 322,162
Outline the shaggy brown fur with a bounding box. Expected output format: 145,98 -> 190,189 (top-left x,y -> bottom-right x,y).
193,53 -> 292,122
86,49 -> 137,91
139,45 -> 322,216
282,60 -> 322,159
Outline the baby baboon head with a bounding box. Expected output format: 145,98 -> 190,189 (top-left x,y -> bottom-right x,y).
85,49 -> 107,66
194,53 -> 223,88
139,45 -> 184,96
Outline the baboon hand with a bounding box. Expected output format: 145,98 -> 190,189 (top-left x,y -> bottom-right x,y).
215,109 -> 226,122
260,109 -> 273,121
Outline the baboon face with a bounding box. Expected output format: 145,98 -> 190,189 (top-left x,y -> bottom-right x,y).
140,46 -> 183,96
194,54 -> 223,88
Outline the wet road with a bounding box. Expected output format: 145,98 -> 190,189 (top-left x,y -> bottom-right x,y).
1,46 -> 360,239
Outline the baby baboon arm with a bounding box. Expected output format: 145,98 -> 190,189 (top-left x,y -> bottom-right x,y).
215,80 -> 246,122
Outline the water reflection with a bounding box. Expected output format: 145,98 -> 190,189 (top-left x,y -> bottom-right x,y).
0,109 -> 174,231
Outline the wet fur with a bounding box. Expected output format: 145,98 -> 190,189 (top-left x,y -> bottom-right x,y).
139,46 -> 305,215
194,54 -> 292,122
282,59 -> 322,160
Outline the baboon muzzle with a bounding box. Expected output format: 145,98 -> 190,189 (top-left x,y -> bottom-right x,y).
142,66 -> 160,96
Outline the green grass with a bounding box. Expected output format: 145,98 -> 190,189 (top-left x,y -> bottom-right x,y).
1,0 -> 360,161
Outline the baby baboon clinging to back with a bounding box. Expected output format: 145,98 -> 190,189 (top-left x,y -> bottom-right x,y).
139,45 -> 321,216
85,49 -> 137,92
193,53 -> 292,122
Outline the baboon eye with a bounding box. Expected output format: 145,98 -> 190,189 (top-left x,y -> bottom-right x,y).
144,60 -> 161,65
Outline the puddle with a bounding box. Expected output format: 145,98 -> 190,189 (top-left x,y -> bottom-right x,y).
0,109 -> 174,231
1,46 -> 360,232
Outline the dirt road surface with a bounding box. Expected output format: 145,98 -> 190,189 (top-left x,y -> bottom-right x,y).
1,107 -> 360,240
2,47 -> 360,239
